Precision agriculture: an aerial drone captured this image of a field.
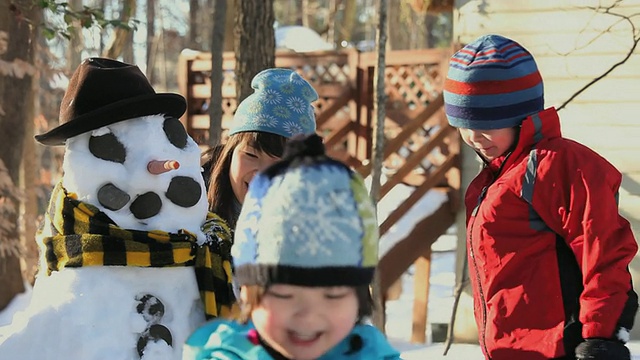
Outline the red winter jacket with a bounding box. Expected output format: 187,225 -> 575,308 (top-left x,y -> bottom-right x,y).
465,107 -> 638,360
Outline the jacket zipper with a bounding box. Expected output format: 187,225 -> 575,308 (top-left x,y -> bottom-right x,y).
469,185 -> 491,359
468,152 -> 513,360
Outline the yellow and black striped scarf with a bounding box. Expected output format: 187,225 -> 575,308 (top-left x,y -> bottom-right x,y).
37,181 -> 238,319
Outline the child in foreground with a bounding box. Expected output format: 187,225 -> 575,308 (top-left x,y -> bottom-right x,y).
183,134 -> 401,359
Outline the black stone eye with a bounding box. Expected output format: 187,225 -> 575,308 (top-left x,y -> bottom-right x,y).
89,132 -> 126,163
130,192 -> 162,219
97,183 -> 130,211
166,176 -> 201,208
163,116 -> 187,149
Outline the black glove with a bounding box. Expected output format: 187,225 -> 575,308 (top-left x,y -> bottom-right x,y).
575,338 -> 630,360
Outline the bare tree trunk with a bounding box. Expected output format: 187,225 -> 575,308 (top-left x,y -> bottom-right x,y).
102,0 -> 136,59
223,0 -> 235,52
123,29 -> 134,63
67,0 -> 83,70
21,88 -> 38,286
208,0 -> 226,147
386,0 -> 398,50
146,0 -> 156,82
301,0 -> 310,28
98,0 -> 107,55
337,0 -> 356,48
234,0 -> 275,103
370,0 -> 388,332
189,0 -> 199,49
0,0 -> 40,310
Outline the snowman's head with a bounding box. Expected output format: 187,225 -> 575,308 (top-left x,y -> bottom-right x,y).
34,58 -> 208,236
61,114 -> 208,236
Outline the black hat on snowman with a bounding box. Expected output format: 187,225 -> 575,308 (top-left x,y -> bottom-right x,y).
35,57 -> 187,146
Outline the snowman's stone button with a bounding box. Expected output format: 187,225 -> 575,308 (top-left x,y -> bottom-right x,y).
136,324 -> 173,358
135,294 -> 165,324
166,176 -> 201,207
163,116 -> 188,149
134,294 -> 173,358
89,133 -> 126,163
130,192 -> 162,219
97,183 -> 130,211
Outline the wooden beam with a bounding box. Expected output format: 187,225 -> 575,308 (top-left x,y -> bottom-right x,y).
358,48 -> 451,67
411,253 -> 432,344
380,126 -> 454,198
379,153 -> 457,235
324,119 -> 354,148
378,199 -> 455,293
358,94 -> 444,177
315,88 -> 352,127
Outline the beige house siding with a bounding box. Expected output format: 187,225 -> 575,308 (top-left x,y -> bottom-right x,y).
452,0 -> 640,341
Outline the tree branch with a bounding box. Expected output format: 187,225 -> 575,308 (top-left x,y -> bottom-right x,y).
558,2 -> 639,111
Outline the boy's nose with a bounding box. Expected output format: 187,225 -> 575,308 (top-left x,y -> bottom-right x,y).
292,299 -> 316,319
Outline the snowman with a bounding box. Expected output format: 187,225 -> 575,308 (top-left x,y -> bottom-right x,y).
0,58 -> 235,360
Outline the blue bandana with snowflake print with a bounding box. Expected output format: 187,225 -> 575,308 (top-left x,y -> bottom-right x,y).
232,161 -> 378,288
229,68 -> 318,138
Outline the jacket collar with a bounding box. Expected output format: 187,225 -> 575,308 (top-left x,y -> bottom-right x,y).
484,107 -> 562,175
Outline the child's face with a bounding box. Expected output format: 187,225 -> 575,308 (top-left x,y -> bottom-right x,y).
229,140 -> 280,204
458,127 -> 518,161
245,284 -> 359,360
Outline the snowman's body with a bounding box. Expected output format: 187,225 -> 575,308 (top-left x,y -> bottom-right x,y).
0,114 -> 211,360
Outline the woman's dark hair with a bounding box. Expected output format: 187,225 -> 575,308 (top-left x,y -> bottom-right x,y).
200,144 -> 224,189
207,131 -> 287,228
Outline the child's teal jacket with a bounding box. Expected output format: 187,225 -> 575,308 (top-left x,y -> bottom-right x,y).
182,320 -> 402,360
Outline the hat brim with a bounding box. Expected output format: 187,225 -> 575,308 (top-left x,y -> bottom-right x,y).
35,93 -> 187,146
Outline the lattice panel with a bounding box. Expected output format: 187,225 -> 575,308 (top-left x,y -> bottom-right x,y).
292,63 -> 350,86
313,97 -> 331,115
385,64 -> 441,111
381,108 -> 453,188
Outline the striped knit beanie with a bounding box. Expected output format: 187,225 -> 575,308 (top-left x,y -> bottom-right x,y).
444,34 -> 544,130
232,134 -> 379,288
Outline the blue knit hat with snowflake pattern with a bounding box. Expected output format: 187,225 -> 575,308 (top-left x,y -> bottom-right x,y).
232,134 -> 378,287
229,68 -> 318,138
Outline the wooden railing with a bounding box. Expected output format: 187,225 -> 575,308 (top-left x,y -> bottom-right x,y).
178,48 -> 461,342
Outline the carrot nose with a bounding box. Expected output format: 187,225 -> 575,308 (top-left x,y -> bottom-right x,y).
147,160 -> 180,174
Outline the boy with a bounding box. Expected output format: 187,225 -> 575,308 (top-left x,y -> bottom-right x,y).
444,34 -> 638,360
